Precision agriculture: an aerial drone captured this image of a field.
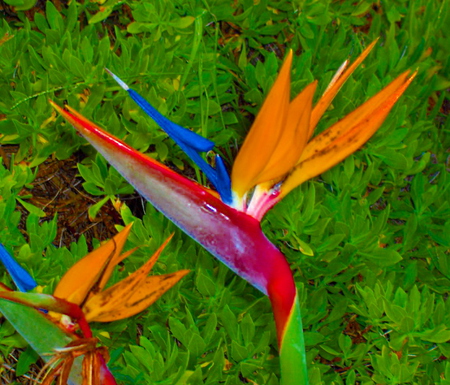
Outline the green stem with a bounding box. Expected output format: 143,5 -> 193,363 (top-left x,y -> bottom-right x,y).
279,291 -> 308,385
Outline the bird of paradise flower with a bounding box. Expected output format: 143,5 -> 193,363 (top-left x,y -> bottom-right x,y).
49,40 -> 416,384
0,224 -> 188,384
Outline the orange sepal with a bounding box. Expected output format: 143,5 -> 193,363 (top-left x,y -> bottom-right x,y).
83,234 -> 185,322
231,51 -> 292,199
86,270 -> 189,322
254,81 -> 317,184
309,39 -> 379,137
53,224 -> 133,306
281,70 -> 416,197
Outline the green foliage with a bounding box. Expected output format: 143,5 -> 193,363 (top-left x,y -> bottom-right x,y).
0,0 -> 449,383
78,153 -> 135,218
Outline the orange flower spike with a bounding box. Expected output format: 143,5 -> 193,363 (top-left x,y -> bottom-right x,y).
245,80 -> 317,215
81,234 -> 171,321
98,246 -> 139,292
309,39 -> 379,137
53,223 -> 133,305
231,42 -> 377,205
280,70 -> 417,198
95,270 -> 190,322
306,70 -> 412,156
231,50 -> 292,203
254,80 -> 317,184
83,234 -> 189,322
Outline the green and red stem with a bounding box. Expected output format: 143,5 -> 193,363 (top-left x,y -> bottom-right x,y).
269,270 -> 308,384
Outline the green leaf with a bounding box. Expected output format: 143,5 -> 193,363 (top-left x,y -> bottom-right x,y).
15,345 -> 39,376
303,332 -> 325,347
89,8 -> 115,25
46,1 -> 64,31
88,196 -> 109,220
293,235 -> 314,256
4,0 -> 36,11
362,248 -> 403,267
195,269 -> 216,297
419,325 -> 450,343
170,16 -> 195,29
16,198 -> 45,217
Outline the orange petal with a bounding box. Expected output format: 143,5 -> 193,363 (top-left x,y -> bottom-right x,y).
254,81 -> 317,184
281,70 -> 416,198
99,246 -> 138,291
309,39 -> 379,138
53,224 -> 133,305
86,270 -> 189,322
83,234 -> 174,322
302,71 -> 412,161
231,51 -> 292,199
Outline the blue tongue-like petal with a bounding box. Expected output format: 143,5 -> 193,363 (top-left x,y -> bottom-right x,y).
0,244 -> 37,292
215,155 -> 232,203
106,69 -> 232,204
127,89 -> 215,153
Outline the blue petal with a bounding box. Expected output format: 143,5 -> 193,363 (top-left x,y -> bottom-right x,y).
128,89 -> 215,152
105,69 -> 214,152
107,70 -> 233,203
0,244 -> 37,292
215,155 -> 232,204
